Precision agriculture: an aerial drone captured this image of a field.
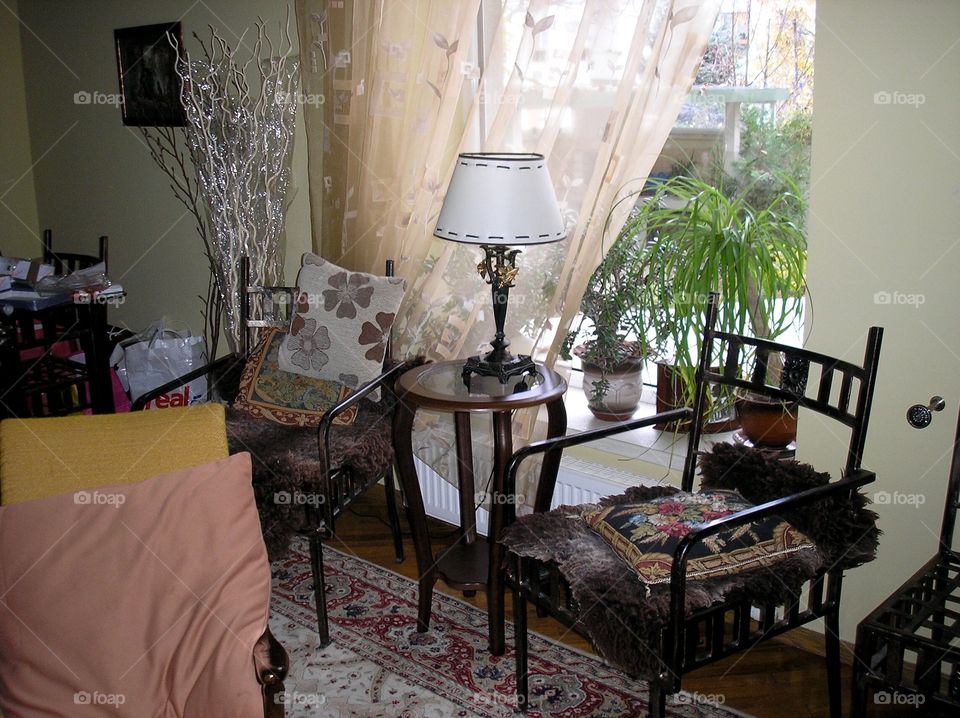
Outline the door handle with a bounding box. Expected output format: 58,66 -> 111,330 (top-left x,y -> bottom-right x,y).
906,396 -> 945,429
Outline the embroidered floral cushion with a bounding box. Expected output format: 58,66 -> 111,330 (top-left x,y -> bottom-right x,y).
277,253 -> 405,400
581,489 -> 817,585
234,328 -> 357,427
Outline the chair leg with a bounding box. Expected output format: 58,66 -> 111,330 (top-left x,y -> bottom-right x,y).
417,573 -> 433,633
513,583 -> 530,713
383,466 -> 405,563
850,628 -> 871,718
648,682 -> 666,718
308,529 -> 331,648
825,611 -> 843,718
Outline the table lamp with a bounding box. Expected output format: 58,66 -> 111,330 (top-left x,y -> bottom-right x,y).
434,152 -> 567,383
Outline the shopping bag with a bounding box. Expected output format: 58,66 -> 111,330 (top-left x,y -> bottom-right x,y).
111,321 -> 208,409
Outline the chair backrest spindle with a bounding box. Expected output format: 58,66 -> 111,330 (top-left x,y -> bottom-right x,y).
941,405 -> 960,550
41,229 -> 109,275
682,293 -> 883,486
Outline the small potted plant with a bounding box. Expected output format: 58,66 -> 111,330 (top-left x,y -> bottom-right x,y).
561,217 -> 664,421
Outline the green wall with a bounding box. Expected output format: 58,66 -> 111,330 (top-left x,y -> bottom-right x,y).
0,0 -> 40,258
804,0 -> 960,641
12,0 -> 311,338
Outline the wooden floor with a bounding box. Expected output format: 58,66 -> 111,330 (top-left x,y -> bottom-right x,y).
329,486 -> 886,718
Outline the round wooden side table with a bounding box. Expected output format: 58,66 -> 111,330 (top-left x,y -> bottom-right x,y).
392,360 -> 567,655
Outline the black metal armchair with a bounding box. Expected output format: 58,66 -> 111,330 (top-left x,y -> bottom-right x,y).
42,227 -> 109,274
133,257 -> 412,647
852,404 -> 960,715
502,295 -> 883,718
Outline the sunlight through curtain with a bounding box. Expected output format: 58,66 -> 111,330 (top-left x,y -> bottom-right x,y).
297,0 -> 718,365
296,0 -> 719,494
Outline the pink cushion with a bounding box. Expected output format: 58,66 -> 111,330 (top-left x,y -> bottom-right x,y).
0,453 -> 270,717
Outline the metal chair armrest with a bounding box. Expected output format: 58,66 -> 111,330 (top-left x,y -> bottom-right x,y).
131,353 -> 244,410
663,467 -> 877,678
506,407 -> 694,498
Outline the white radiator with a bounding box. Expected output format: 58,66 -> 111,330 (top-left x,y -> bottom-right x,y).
412,453 -> 661,537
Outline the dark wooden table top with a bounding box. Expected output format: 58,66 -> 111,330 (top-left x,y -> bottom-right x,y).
396,359 -> 566,412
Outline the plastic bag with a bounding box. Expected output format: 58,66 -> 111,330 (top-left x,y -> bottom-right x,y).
111,321 -> 208,408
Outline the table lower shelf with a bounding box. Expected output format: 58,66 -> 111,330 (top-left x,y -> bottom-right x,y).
434,540 -> 490,593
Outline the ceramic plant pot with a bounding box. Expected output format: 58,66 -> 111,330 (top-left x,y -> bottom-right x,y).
580,356 -> 644,421
735,393 -> 799,447
654,362 -> 739,433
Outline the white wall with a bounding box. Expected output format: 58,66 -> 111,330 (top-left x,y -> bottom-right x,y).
14,0 -> 311,339
803,0 -> 960,641
0,0 -> 40,258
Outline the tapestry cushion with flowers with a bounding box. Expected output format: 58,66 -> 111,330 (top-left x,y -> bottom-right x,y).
277,253 -> 406,401
233,328 -> 357,427
581,489 -> 817,585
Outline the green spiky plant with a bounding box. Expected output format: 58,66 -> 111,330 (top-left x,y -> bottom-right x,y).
629,173 -> 808,412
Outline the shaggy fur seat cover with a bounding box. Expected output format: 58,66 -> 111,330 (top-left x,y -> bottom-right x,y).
501,443 -> 880,677
225,397 -> 395,560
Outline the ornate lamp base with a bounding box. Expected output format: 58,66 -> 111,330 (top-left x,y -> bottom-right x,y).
462,244 -> 539,386
462,352 -> 537,385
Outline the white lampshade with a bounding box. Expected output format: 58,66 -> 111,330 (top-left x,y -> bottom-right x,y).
434,153 -> 567,246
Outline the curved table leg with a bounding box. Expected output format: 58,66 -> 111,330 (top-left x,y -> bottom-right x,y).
534,397 -> 568,512
487,410 -> 514,656
454,411 -> 477,544
392,399 -> 434,632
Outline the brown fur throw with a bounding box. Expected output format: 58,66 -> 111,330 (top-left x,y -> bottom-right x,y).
226,358 -> 426,560
698,442 -> 881,568
501,443 -> 880,678
226,399 -> 393,559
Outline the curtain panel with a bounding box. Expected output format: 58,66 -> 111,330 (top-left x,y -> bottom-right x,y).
296,0 -> 718,365
296,0 -> 719,495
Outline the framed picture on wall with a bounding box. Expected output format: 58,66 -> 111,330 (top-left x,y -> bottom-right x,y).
114,22 -> 186,126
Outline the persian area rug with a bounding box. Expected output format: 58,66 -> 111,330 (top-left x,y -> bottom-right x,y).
269,540 -> 753,718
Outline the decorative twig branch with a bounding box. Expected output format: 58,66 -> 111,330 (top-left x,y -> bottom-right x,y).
169,11 -> 299,353
140,125 -> 223,358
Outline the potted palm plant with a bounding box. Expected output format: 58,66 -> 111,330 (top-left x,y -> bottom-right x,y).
625,173 -> 808,437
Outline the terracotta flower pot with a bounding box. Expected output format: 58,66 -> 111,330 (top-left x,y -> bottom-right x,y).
735,394 -> 798,448
654,362 -> 739,433
580,356 -> 644,421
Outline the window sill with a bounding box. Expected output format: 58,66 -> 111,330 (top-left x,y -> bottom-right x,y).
554,368 -> 738,488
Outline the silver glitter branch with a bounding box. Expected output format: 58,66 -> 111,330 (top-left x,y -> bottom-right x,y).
172,15 -> 299,353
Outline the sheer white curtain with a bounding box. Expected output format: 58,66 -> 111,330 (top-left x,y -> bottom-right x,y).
296,0 -> 719,491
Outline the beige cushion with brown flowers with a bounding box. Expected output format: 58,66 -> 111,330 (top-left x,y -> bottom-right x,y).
277,253 -> 405,399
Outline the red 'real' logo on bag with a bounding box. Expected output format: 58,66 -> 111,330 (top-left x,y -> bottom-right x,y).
146,385 -> 190,409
